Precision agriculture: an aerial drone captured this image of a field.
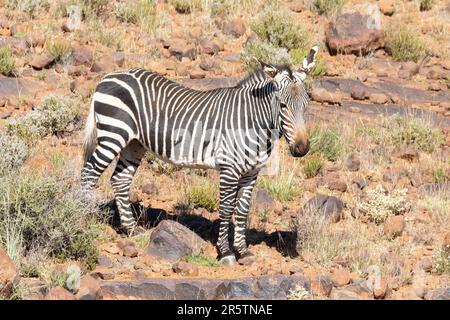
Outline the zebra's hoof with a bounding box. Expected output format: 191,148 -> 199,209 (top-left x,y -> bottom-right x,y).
238,252 -> 256,266
219,255 -> 236,266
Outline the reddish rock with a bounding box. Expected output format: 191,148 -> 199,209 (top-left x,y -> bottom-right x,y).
175,64 -> 189,76
75,275 -> 102,300
123,246 -> 138,258
398,61 -> 419,79
29,52 -> 55,69
289,0 -> 305,12
310,87 -> 342,105
67,65 -> 85,77
373,278 -> 388,299
325,12 -> 384,55
172,262 -> 199,276
199,57 -> 217,71
330,268 -> 351,287
384,215 -> 405,238
223,18 -> 246,38
311,275 -> 333,297
393,147 -> 419,161
168,38 -> 197,60
190,70 -> 206,79
0,248 -> 17,296
350,85 -> 368,100
26,33 -> 45,47
142,183 -> 158,195
45,287 -> 75,300
199,39 -> 220,55
328,179 -> 348,192
379,0 -> 394,16
0,111 -> 11,119
345,153 -> 361,171
72,46 -> 93,66
369,93 -> 389,104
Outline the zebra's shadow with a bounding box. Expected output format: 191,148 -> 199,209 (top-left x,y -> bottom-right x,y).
99,200 -> 298,258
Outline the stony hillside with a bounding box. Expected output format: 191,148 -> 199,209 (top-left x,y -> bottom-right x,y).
0,0 -> 449,300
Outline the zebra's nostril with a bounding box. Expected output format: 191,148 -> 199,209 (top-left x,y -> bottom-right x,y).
290,140 -> 309,157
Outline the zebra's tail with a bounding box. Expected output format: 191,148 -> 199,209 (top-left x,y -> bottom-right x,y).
83,100 -> 97,164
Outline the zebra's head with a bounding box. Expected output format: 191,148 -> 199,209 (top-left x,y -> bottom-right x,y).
260,46 -> 318,157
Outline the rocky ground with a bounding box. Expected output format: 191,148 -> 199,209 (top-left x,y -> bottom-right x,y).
0,0 -> 449,300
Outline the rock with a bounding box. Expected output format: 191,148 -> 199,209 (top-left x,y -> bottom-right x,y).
167,39 -> 197,61
425,287 -> 450,300
330,268 -> 351,287
91,267 -> 115,280
350,85 -> 368,100
310,87 -> 342,105
428,82 -> 446,92
142,183 -> 158,195
303,195 -> 344,223
175,64 -> 189,76
62,5 -> 82,32
102,242 -> 120,255
97,255 -> 113,268
72,46 -> 93,66
369,93 -> 389,104
223,18 -> 246,38
311,275 -> 333,297
253,188 -> 274,210
383,215 -> 405,238
29,52 -> 55,69
419,182 -> 450,194
199,57 -> 216,71
75,275 -> 102,300
328,179 -> 347,192
26,33 -> 45,48
172,262 -> 199,276
67,65 -> 85,77
90,62 -> 106,73
199,39 -> 220,55
145,220 -> 206,261
393,147 -> 419,161
20,278 -> 48,300
345,153 -> 361,171
417,257 -> 433,273
379,0 -> 394,16
331,289 -> 364,300
427,66 -> 445,80
190,70 -> 206,79
123,246 -> 138,258
288,265 -> 303,275
0,111 -> 11,119
352,178 -> 367,190
373,278 -> 388,299
289,0 -> 305,12
325,11 -> 384,55
0,248 -> 17,296
45,287 -> 75,300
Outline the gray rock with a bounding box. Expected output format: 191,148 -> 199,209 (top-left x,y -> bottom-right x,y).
425,287 -> 450,300
331,289 -> 365,300
303,195 -> 344,222
253,188 -> 274,210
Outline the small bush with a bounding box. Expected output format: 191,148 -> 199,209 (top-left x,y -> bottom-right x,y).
114,0 -> 157,24
6,0 -> 50,17
242,39 -> 292,69
287,285 -> 311,300
432,168 -> 448,183
0,132 -> 29,176
186,180 -> 219,212
171,0 -> 201,13
185,251 -> 219,267
6,95 -> 80,145
45,37 -> 72,63
0,168 -> 101,270
311,0 -> 345,16
0,47 -> 16,76
308,125 -> 343,162
420,0 -> 433,11
435,247 -> 450,274
88,19 -> 123,50
251,8 -> 310,51
385,25 -> 427,62
358,185 -> 410,223
80,0 -> 108,16
303,154 -> 323,178
259,173 -> 298,202
290,48 -> 326,78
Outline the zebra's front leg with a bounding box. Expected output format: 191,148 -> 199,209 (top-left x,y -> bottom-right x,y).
217,168 -> 239,266
234,171 -> 259,266
110,140 -> 146,236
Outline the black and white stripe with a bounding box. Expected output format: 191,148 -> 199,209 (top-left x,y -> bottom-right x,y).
81,47 -> 318,265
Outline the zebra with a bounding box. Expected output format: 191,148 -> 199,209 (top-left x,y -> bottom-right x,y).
81,46 -> 318,265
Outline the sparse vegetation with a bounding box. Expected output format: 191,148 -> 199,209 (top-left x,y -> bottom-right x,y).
185,251 -> 219,267
310,0 -> 345,16
302,154 -> 323,178
88,19 -> 123,50
385,25 -> 427,62
186,179 -> 219,211
45,37 -> 72,63
259,173 -> 298,201
358,185 -> 410,223
251,8 -> 310,51
79,0 -> 108,16
0,47 -> 16,76
242,39 -> 292,69
114,0 -> 157,24
419,0 -> 433,11
6,0 -> 50,17
6,95 -> 80,145
308,125 -> 343,162
143,151 -> 179,175
0,132 -> 29,176
287,284 -> 311,300
171,0 -> 201,14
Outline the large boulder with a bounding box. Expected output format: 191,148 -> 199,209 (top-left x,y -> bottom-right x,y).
0,248 -> 18,296
303,195 -> 344,223
325,11 -> 384,55
145,220 -> 206,261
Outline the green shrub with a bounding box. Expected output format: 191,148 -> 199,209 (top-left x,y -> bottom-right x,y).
0,47 -> 16,76
0,169 -> 101,270
358,185 -> 410,223
242,39 -> 292,69
251,8 -> 310,51
290,47 -> 326,78
259,173 -> 298,201
114,0 -> 157,24
308,125 -> 343,161
419,0 -> 433,11
385,25 -> 427,62
185,251 -> 219,267
0,132 -> 29,176
186,180 -> 219,212
45,37 -> 72,63
303,154 -> 323,178
435,247 -> 450,274
6,0 -> 50,17
311,0 -> 345,16
6,95 -> 80,145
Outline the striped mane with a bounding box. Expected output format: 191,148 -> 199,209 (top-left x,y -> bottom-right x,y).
235,64 -> 294,87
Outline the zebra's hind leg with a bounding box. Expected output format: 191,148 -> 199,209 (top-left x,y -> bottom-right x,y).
234,171 -> 259,266
110,140 -> 146,236
217,167 -> 240,266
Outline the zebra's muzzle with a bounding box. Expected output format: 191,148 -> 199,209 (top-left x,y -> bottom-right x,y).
289,138 -> 309,157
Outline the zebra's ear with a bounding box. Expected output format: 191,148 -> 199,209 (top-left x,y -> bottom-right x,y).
298,46 -> 319,75
255,59 -> 278,78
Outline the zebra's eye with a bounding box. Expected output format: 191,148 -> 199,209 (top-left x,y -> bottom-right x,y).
280,102 -> 288,109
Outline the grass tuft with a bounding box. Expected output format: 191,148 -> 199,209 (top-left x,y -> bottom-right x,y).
308,124 -> 344,162
0,47 -> 16,76
302,154 -> 324,178
186,179 -> 219,212
385,25 -> 427,62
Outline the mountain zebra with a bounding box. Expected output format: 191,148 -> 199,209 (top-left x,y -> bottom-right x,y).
81,47 -> 318,265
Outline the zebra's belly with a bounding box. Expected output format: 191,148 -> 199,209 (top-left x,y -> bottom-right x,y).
148,150 -> 219,170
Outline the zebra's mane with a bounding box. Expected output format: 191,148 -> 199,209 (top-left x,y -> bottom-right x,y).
235,64 -> 293,87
